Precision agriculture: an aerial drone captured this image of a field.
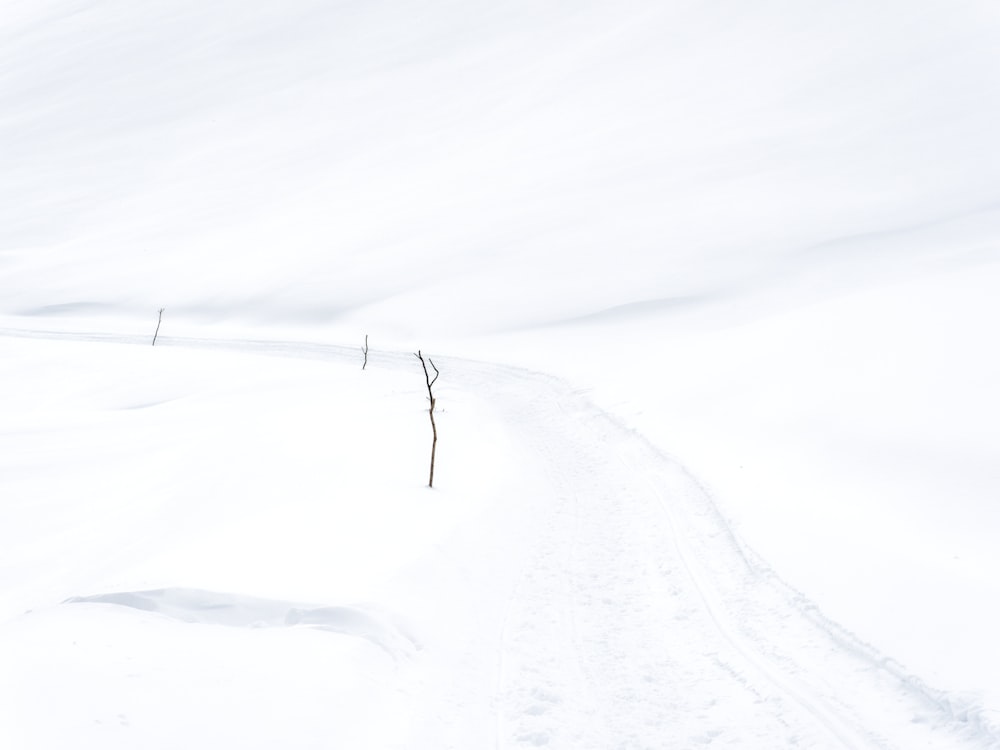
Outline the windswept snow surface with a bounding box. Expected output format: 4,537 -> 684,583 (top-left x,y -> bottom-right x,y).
3,0 -> 1000,747
0,333 -> 997,749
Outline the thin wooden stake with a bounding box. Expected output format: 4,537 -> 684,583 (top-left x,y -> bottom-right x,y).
415,350 -> 440,488
152,308 -> 164,346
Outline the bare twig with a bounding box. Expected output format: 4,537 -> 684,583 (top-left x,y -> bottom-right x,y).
362,334 -> 369,370
152,308 -> 164,346
415,350 -> 440,487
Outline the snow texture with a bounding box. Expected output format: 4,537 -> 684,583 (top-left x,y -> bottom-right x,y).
2,0 -> 1000,748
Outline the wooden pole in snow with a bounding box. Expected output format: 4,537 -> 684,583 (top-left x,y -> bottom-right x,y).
152,308 -> 164,346
415,350 -> 439,488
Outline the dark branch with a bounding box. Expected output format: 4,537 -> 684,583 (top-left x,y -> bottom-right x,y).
415,350 -> 440,488
152,308 -> 165,347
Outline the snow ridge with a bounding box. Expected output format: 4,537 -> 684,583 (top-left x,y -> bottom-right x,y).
65,588 -> 419,661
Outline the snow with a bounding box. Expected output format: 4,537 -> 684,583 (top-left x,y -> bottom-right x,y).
3,0 -> 1000,747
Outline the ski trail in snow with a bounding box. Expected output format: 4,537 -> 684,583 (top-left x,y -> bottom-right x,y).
480,377 -> 870,749
620,448 -> 871,749
3,326 -> 998,749
439,357 -> 1000,749
605,429 -> 1000,750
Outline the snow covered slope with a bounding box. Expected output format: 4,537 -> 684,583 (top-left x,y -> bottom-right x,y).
4,0 -> 999,332
2,0 -> 1000,746
1,333 -> 997,749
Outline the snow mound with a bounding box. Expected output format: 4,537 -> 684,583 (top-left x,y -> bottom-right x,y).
65,588 -> 418,660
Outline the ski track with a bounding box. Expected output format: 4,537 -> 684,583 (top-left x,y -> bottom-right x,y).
3,326 -> 998,750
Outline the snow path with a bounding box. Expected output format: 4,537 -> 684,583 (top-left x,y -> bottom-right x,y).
387,352 -> 996,749
2,327 -> 997,749
453,364 -> 965,750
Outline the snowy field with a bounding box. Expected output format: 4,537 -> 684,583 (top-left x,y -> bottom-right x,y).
2,1 -> 1000,748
